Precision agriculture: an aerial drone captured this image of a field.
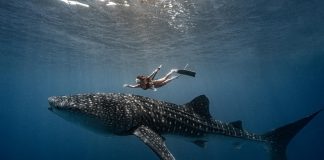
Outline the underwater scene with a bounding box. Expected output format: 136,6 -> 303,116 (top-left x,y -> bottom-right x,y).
1,0 -> 324,160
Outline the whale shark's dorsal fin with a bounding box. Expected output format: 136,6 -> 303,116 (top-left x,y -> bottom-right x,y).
230,120 -> 243,130
184,95 -> 211,120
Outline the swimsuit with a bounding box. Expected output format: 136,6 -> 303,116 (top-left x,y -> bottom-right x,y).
141,77 -> 153,90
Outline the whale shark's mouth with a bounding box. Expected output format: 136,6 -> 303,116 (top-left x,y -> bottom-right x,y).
48,96 -> 71,109
48,96 -> 85,117
48,96 -> 57,107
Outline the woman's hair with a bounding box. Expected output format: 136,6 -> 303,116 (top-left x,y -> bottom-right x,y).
136,75 -> 148,84
136,75 -> 146,80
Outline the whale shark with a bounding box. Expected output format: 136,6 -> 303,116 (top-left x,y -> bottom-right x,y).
48,93 -> 321,160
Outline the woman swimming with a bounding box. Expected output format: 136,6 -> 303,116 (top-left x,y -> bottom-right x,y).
123,64 -> 195,91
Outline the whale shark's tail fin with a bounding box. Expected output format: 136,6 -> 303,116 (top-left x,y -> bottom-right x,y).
262,109 -> 322,160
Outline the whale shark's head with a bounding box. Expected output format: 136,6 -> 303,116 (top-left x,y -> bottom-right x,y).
48,93 -> 134,135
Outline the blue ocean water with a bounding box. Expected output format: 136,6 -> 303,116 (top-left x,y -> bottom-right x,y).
1,0 -> 324,159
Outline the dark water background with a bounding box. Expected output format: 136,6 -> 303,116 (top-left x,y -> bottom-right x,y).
1,0 -> 324,159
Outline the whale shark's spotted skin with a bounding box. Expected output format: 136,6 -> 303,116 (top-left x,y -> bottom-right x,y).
48,93 -> 321,160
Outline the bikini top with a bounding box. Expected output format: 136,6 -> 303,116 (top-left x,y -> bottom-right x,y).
137,76 -> 152,90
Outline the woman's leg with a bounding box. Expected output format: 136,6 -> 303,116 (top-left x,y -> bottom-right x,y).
153,70 -> 179,88
161,69 -> 178,80
162,75 -> 179,84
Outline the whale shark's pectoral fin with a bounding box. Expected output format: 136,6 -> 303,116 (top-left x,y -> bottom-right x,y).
133,125 -> 175,160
